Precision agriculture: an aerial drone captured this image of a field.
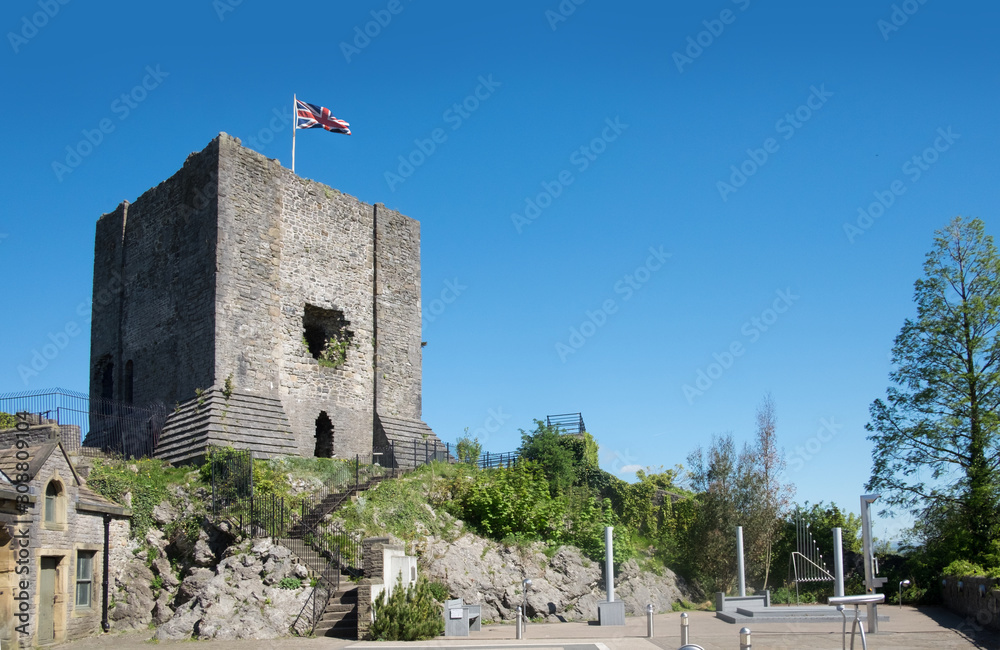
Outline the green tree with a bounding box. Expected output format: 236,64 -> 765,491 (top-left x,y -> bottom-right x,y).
687,433 -> 741,593
740,393 -> 794,589
686,395 -> 793,593
867,217 -> 1000,565
371,576 -> 444,641
455,430 -> 482,465
518,420 -> 577,495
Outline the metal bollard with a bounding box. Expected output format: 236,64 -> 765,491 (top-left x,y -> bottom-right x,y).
680,611 -> 689,645
646,603 -> 654,637
516,606 -> 523,639
740,626 -> 752,650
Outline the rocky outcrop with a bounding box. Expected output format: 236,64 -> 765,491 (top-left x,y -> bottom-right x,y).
418,533 -> 695,623
154,538 -> 311,641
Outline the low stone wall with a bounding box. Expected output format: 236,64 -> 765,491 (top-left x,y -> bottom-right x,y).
941,576 -> 1000,631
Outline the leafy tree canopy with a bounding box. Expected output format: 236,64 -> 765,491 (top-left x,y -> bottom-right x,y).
867,217 -> 1000,564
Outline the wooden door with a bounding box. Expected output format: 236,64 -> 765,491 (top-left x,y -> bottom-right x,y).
39,557 -> 57,644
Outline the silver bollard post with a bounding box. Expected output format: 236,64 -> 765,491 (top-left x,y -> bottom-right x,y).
516,606 -> 523,639
646,604 -> 653,638
680,612 -> 689,645
740,626 -> 752,650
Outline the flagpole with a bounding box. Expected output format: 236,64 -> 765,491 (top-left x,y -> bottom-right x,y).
292,94 -> 297,173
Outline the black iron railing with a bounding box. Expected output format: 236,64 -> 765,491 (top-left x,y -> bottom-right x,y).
477,450 -> 520,468
546,412 -> 586,435
0,388 -> 166,458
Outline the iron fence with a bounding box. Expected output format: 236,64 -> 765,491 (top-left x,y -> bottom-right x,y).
0,388 -> 165,458
477,450 -> 520,469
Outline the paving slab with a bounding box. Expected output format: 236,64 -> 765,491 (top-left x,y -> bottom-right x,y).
51,605 -> 1000,650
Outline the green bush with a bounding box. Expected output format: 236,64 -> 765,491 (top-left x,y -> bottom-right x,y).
0,411 -> 18,430
427,581 -> 449,602
455,432 -> 482,466
86,458 -> 194,539
371,576 -> 444,641
278,577 -> 303,589
942,560 -> 989,577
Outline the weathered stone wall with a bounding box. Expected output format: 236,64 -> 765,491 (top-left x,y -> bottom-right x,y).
942,576 -> 1000,632
375,205 -> 422,420
90,139 -> 219,411
214,138 -> 381,458
93,133 -> 427,461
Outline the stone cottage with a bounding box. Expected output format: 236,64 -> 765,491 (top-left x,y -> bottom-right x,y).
88,133 -> 444,465
0,426 -> 130,647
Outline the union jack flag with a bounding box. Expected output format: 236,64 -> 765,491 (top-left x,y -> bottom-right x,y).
295,99 -> 351,135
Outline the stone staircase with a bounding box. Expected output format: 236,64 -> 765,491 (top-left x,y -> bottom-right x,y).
155,388 -> 299,464
288,476 -> 386,537
277,537 -> 359,637
277,474 -> 391,638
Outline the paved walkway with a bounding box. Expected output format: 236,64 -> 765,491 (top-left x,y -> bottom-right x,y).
53,606 -> 1000,650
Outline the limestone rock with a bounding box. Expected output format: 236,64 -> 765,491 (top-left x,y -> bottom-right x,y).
153,499 -> 178,525
421,533 -> 696,623
194,529 -> 216,566
155,538 -> 312,640
152,557 -> 180,588
109,559 -> 156,630
152,590 -> 174,625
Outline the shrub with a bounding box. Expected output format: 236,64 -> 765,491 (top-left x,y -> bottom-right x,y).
455,432 -> 482,466
86,458 -> 192,539
0,411 -> 18,430
942,560 -> 988,577
371,576 -> 444,641
278,577 -> 303,589
427,581 -> 449,602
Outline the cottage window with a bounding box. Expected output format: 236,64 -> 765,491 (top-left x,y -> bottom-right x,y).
44,481 -> 63,524
76,551 -> 95,608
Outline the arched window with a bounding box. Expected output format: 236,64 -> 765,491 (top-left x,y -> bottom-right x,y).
44,480 -> 64,525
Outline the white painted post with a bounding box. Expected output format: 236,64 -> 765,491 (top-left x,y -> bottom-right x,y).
833,527 -> 845,598
605,526 -> 615,602
737,526 -> 746,597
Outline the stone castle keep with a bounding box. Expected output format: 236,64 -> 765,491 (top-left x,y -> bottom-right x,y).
89,133 -> 442,463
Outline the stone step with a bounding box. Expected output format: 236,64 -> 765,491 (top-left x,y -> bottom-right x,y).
325,601 -> 355,613
155,388 -> 299,464
315,619 -> 358,638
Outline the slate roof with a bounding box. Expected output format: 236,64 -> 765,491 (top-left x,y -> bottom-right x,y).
0,443 -> 129,516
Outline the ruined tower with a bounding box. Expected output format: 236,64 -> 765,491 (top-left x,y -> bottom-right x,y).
89,133 -> 441,463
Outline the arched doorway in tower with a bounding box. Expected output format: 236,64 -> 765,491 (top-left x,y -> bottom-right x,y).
314,412 -> 334,458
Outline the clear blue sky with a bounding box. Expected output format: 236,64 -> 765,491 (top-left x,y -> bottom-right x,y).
2,0 -> 998,540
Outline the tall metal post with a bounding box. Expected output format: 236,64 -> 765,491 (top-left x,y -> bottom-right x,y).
736,526 -> 746,597
605,526 -> 615,602
833,527 -> 845,597
860,494 -> 883,634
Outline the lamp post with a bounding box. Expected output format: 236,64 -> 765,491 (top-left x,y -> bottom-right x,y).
522,578 -> 532,627
898,580 -> 911,609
